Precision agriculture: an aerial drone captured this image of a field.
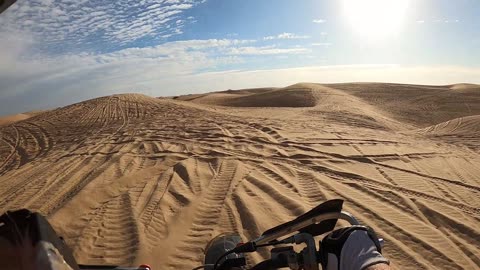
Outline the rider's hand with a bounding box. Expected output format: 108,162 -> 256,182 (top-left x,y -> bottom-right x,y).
319,225 -> 389,270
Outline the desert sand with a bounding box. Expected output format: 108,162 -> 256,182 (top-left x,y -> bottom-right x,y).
0,83 -> 479,269
0,111 -> 46,126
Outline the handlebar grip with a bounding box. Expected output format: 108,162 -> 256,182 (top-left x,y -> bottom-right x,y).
249,255 -> 288,270
249,260 -> 275,270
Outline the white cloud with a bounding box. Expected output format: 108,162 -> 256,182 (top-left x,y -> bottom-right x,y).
313,19 -> 326,24
443,19 -> 460,23
429,19 -> 460,24
227,46 -> 310,55
264,32 -> 311,40
312,43 -> 332,47
0,0 -> 202,48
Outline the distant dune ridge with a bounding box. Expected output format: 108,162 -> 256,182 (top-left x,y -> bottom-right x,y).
0,83 -> 479,270
0,111 -> 47,126
449,83 -> 480,91
176,85 -> 316,107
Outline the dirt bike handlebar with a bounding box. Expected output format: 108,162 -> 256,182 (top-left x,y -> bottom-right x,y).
206,200 -> 384,270
253,211 -> 360,245
245,211 -> 384,270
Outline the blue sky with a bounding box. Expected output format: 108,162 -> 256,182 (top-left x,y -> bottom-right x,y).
0,0 -> 479,115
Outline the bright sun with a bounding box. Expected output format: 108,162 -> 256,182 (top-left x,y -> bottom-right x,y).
342,0 -> 410,38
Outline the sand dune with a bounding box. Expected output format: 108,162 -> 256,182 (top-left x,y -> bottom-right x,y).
0,111 -> 46,126
217,84 -> 317,107
325,83 -> 480,126
176,85 -> 316,107
418,115 -> 480,152
421,115 -> 480,136
173,87 -> 277,105
0,84 -> 479,270
449,83 -> 480,91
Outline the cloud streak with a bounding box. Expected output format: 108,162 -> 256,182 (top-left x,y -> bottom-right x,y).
312,42 -> 332,47
263,32 -> 310,40
0,0 -> 202,51
312,19 -> 326,23
227,46 -> 310,55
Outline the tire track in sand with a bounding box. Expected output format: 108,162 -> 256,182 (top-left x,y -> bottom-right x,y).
0,125 -> 20,174
294,169 -> 329,207
165,159 -> 242,269
138,170 -> 175,249
74,193 -> 140,266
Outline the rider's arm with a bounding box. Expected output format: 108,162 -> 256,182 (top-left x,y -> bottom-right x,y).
320,226 -> 390,270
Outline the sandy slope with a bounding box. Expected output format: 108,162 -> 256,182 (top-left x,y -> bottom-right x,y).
420,115 -> 480,136
0,111 -> 47,126
0,85 -> 479,270
417,115 -> 480,152
449,83 -> 480,92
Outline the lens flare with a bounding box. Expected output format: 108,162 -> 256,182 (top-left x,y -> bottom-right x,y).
342,0 -> 410,38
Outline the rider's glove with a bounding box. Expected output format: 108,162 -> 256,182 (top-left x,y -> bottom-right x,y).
319,225 -> 389,270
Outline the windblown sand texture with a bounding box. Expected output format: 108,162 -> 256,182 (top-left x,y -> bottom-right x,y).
0,83 -> 479,269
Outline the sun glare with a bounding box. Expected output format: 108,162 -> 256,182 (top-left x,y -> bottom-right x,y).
342,0 -> 410,38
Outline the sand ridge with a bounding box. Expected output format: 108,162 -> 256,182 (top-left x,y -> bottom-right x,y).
420,115 -> 480,136
0,110 -> 47,126
0,84 -> 479,269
